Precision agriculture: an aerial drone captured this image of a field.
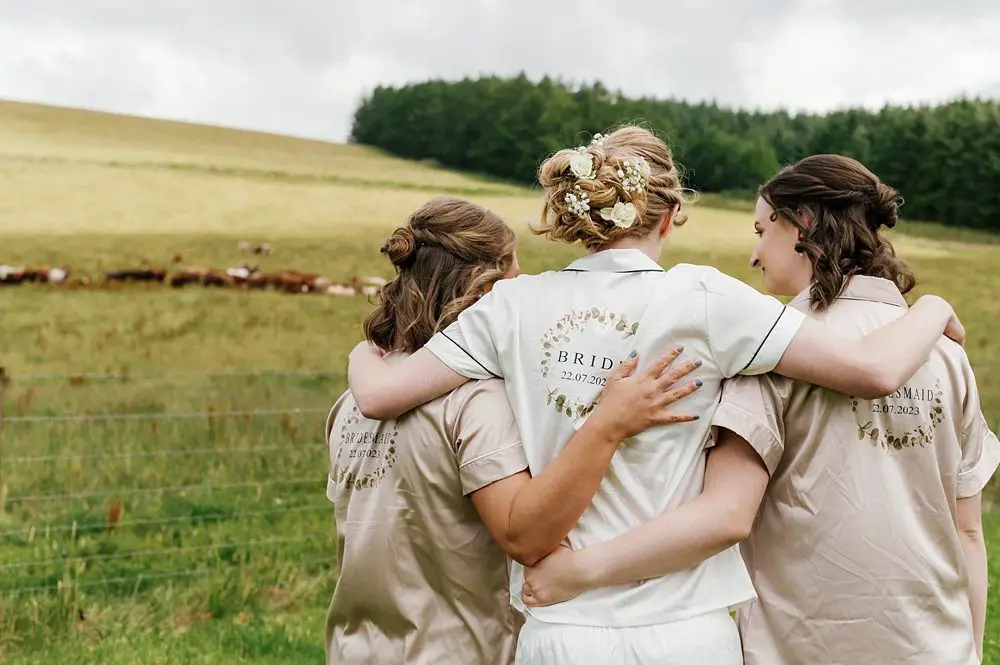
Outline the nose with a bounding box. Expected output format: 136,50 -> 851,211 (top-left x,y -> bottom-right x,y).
749,250 -> 761,269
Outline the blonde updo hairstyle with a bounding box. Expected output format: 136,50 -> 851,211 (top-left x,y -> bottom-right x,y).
535,126 -> 689,251
364,196 -> 517,354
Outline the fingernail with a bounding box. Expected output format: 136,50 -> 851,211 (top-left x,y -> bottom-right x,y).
695,379 -> 703,387
629,350 -> 637,358
676,345 -> 684,353
692,415 -> 701,420
695,360 -> 703,367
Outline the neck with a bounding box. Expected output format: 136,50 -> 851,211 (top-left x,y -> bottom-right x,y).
595,234 -> 663,262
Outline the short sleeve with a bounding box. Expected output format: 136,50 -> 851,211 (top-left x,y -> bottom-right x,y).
957,361 -> 1000,499
711,373 -> 793,475
325,391 -> 351,503
702,269 -> 806,378
453,380 -> 528,495
425,287 -> 504,381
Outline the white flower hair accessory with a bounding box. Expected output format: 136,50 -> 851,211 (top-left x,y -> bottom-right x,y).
617,157 -> 651,194
569,152 -> 595,180
590,133 -> 605,147
564,185 -> 591,218
600,202 -> 637,229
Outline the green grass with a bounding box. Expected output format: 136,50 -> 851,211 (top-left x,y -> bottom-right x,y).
1,99 -> 999,663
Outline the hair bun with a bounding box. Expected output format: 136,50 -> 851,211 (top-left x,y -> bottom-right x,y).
381,227 -> 418,268
870,183 -> 901,230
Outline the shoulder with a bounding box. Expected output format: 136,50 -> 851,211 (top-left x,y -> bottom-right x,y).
491,271 -> 555,297
325,389 -> 354,442
724,371 -> 794,402
448,378 -> 510,410
665,263 -> 742,293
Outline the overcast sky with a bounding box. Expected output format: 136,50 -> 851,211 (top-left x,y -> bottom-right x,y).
1,0 -> 998,143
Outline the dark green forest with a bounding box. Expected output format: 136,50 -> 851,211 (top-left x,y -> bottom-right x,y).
350,74 -> 1000,231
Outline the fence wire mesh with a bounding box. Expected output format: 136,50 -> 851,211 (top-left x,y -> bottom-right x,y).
0,365 -> 996,602
0,368 -> 345,600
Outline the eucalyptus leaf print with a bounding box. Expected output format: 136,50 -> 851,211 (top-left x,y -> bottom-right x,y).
539,307 -> 641,420
849,380 -> 946,452
331,414 -> 399,491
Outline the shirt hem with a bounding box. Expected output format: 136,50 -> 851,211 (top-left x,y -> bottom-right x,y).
957,430 -> 1000,498
518,592 -> 757,629
711,403 -> 783,475
738,306 -> 807,376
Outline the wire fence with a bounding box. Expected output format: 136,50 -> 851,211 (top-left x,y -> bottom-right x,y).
0,367 -> 343,601
0,364 -> 996,604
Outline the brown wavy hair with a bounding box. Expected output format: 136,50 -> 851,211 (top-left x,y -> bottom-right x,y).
758,154 -> 916,311
534,126 -> 690,250
363,196 -> 517,353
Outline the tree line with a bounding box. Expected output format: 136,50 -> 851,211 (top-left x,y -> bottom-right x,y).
350,74 -> 1000,231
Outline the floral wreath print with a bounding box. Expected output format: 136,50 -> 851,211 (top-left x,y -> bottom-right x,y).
332,405 -> 399,490
849,379 -> 945,451
540,307 -> 639,420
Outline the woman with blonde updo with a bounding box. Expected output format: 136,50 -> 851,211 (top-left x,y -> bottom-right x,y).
325,195 -> 703,665
346,131 -> 965,663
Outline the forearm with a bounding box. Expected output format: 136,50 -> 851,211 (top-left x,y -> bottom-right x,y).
961,533 -> 987,660
504,416 -> 623,564
565,432 -> 766,590
572,493 -> 742,589
856,295 -> 954,395
348,346 -> 468,419
775,296 -> 953,399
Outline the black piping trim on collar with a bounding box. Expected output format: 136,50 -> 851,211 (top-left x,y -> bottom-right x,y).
790,295 -> 907,310
440,331 -> 502,379
740,306 -> 787,373
562,268 -> 665,273
836,296 -> 907,309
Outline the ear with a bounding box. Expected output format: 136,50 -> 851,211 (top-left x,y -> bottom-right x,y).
658,205 -> 679,239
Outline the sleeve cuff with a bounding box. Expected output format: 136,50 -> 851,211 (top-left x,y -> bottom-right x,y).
326,474 -> 337,503
458,441 -> 529,495
957,429 -> 1000,498
425,331 -> 500,381
739,305 -> 807,376
711,403 -> 784,475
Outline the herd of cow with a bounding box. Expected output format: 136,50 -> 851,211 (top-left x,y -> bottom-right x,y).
0,257 -> 387,297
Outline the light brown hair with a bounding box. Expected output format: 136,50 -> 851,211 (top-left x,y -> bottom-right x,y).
759,154 -> 916,311
364,196 -> 517,353
534,126 -> 689,251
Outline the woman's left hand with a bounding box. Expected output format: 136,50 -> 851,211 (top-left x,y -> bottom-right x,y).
522,545 -> 590,607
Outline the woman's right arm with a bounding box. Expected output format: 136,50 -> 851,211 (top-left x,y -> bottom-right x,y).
705,270 -> 963,400
773,295 -> 964,399
348,282 -> 507,420
348,343 -> 468,419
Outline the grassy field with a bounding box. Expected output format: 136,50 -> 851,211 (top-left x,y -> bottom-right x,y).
1,99 -> 999,663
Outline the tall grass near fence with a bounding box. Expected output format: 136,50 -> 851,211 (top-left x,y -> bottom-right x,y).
0,370 -> 347,653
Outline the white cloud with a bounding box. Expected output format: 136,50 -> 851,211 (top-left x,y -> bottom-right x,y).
0,0 -> 997,141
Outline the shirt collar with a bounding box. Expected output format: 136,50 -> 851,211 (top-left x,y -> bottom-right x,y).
563,248 -> 664,273
790,275 -> 908,311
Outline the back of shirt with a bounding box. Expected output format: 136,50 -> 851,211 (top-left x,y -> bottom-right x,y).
715,276 -> 1000,665
425,249 -> 807,627
324,376 -> 528,665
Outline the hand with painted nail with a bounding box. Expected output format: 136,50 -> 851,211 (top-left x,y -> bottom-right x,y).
587,346 -> 704,443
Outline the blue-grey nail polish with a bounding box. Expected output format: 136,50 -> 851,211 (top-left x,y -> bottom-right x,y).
629,350 -> 637,358
692,415 -> 701,420
695,379 -> 703,387
695,360 -> 703,367
677,345 -> 685,352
